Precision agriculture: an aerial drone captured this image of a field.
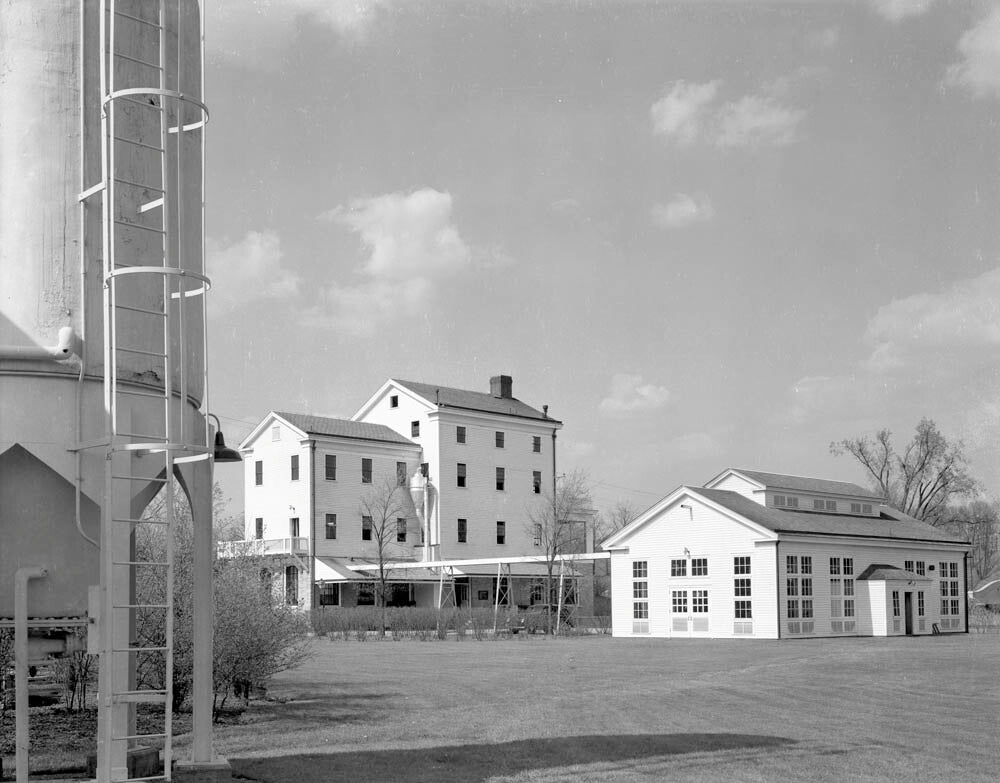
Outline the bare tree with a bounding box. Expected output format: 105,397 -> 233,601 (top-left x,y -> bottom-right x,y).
941,500 -> 999,585
830,418 -> 979,524
525,469 -> 594,634
598,500 -> 640,541
359,475 -> 416,635
135,479 -> 310,716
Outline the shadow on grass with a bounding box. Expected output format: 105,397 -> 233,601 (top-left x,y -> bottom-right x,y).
238,691 -> 394,728
230,732 -> 794,783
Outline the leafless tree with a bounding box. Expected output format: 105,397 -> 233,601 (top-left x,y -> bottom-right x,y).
359,475 -> 416,635
135,479 -> 310,716
598,500 -> 640,541
525,469 -> 594,634
941,500 -> 999,584
830,418 -> 979,524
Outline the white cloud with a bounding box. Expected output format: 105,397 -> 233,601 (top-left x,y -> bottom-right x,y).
651,79 -> 805,149
207,230 -> 301,311
945,7 -> 1000,99
208,0 -> 391,63
864,266 -> 1000,371
651,193 -> 714,229
599,374 -> 671,416
650,80 -> 720,146
871,0 -> 936,22
309,188 -> 471,336
714,95 -> 805,148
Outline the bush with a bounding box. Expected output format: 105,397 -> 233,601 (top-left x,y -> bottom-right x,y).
312,606 -> 529,640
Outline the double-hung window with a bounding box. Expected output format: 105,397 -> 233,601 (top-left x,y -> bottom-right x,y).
325,454 -> 337,481
632,561 -> 649,633
290,454 -> 299,481
361,458 -> 372,484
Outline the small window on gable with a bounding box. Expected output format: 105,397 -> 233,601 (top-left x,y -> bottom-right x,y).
390,395 -> 399,408
271,425 -> 280,441
411,421 -> 420,437
786,496 -> 799,508
826,500 -> 836,511
851,502 -> 861,513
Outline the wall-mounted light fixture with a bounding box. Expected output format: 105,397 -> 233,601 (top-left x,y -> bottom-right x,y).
208,413 -> 242,462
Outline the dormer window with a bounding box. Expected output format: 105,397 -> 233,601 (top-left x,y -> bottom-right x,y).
774,495 -> 798,508
850,502 -> 874,514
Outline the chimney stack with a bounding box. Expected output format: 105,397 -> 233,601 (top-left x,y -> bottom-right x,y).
490,375 -> 513,399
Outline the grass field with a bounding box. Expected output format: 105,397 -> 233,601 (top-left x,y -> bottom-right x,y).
195,633 -> 999,783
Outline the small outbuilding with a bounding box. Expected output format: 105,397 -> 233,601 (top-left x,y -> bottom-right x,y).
602,469 -> 970,639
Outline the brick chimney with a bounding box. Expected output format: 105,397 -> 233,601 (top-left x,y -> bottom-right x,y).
490,375 -> 513,399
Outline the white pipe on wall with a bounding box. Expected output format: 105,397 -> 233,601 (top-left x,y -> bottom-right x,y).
15,565 -> 48,783
0,326 -> 79,361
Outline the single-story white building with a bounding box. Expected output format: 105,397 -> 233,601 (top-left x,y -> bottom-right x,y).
602,469 -> 971,639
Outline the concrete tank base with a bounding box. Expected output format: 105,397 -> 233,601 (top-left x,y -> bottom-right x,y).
173,758 -> 233,783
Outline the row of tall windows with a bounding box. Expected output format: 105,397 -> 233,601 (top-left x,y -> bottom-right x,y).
830,557 -> 856,633
939,561 -> 961,628
733,556 -> 752,634
785,555 -> 814,634
453,425 -> 542,453
255,455 -> 412,485
455,463 -> 542,493
633,560 -> 649,633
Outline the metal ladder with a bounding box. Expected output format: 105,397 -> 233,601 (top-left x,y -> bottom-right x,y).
93,2 -> 210,780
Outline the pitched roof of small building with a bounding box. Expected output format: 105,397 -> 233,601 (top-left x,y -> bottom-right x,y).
856,564 -> 932,581
275,412 -> 415,445
723,469 -> 884,500
392,379 -> 558,422
695,487 -> 966,544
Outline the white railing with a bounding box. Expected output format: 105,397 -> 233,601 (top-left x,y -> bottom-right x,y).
217,537 -> 309,558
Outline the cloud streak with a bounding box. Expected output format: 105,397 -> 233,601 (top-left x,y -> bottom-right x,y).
651,193 -> 715,229
945,7 -> 1000,100
309,188 -> 472,336
207,230 -> 301,312
599,373 -> 671,416
651,79 -> 805,149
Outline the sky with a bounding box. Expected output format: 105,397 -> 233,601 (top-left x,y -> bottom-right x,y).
201,0 -> 1000,519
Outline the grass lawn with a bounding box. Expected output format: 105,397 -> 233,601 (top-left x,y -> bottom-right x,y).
206,633 -> 999,783
7,633 -> 998,782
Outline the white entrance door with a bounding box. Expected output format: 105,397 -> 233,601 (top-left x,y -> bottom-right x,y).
671,588 -> 710,636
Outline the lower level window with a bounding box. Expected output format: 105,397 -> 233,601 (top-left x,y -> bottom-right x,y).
285,566 -> 299,606
318,583 -> 340,606
672,590 -> 688,613
357,583 -> 375,606
692,590 -> 708,613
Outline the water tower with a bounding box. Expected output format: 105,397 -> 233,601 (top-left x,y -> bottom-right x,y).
1,1 -> 224,780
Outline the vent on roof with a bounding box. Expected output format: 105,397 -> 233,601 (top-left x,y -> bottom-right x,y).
490,375 -> 513,399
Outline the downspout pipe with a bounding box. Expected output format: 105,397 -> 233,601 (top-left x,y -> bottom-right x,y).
15,566 -> 48,783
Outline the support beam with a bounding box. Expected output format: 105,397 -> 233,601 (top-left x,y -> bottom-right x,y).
15,566 -> 48,783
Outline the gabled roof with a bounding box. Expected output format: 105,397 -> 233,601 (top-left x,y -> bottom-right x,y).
696,488 -> 965,544
856,564 -> 932,582
391,379 -> 559,423
276,412 -> 415,445
709,468 -> 884,500
263,412 -> 415,446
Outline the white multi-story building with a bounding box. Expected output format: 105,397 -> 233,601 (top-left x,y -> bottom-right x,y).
603,468 -> 971,639
232,376 -> 570,610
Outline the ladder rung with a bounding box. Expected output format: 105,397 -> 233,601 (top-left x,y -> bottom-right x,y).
78,181 -> 105,201
113,733 -> 168,743
114,10 -> 164,30
138,197 -> 165,214
114,303 -> 168,317
116,432 -> 168,441
118,95 -> 164,112
113,517 -> 170,526
112,647 -> 169,654
113,219 -> 166,234
117,387 -> 169,400
112,690 -> 168,703
115,177 -> 165,193
113,561 -> 170,567
115,345 -> 167,358
113,51 -> 164,71
113,136 -> 165,154
112,474 -> 169,483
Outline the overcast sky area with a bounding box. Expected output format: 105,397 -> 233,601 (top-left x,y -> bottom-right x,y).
203,0 -> 1000,518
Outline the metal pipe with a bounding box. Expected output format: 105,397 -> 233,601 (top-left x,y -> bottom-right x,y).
0,326 -> 79,361
15,566 -> 48,783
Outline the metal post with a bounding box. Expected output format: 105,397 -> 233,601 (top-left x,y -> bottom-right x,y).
14,566 -> 48,783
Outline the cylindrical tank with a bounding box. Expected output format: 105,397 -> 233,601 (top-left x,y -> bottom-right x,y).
0,0 -> 208,618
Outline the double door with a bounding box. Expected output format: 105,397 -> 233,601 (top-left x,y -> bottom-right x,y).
670,587 -> 710,636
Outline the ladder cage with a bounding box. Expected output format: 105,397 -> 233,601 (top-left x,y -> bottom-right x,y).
93,2 -> 210,780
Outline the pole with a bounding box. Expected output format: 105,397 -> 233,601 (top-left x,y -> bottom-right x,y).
15,566 -> 48,783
